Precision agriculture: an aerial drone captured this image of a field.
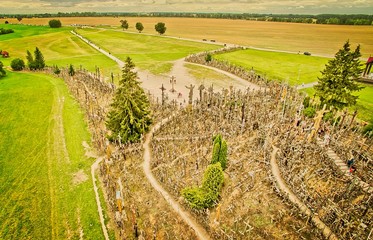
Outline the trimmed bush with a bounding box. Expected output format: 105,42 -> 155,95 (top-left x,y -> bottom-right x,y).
10,58 -> 25,71
303,106 -> 316,118
182,163 -> 224,209
211,134 -> 228,170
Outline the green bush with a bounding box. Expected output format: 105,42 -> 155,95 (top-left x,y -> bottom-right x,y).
323,111 -> 334,122
303,106 -> 316,118
0,28 -> 14,35
53,65 -> 61,75
181,163 -> 224,209
303,96 -> 311,108
49,19 -> 62,28
211,134 -> 228,170
205,53 -> 212,63
10,58 -> 25,71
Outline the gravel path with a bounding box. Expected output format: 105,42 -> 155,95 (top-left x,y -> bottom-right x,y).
270,146 -> 338,240
143,115 -> 211,240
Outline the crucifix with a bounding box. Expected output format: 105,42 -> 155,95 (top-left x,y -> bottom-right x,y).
170,75 -> 176,93
307,104 -> 329,142
185,84 -> 195,105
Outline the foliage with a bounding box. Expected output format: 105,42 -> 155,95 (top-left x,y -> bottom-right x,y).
0,28 -> 14,35
303,106 -> 316,118
135,22 -> 144,33
182,163 -> 224,209
68,64 -> 75,76
314,40 -> 364,110
48,19 -> 62,28
53,65 -> 61,75
155,22 -> 167,35
106,57 -> 152,143
10,58 -> 25,71
120,19 -> 129,30
303,96 -> 311,108
211,134 -> 228,170
26,47 -> 45,70
0,61 -> 6,78
205,53 -> 212,63
17,16 -> 23,22
362,122 -> 373,138
323,111 -> 335,123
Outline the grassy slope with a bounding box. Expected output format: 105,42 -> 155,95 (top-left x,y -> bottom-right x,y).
75,28 -> 220,74
0,24 -> 119,76
214,48 -> 329,85
215,49 -> 373,120
0,71 -> 103,239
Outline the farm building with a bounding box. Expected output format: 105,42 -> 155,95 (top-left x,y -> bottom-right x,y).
1,51 -> 9,58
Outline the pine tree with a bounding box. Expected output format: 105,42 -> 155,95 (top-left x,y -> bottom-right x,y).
26,50 -> 36,70
314,40 -> 364,110
33,47 -> 45,70
106,57 -> 152,144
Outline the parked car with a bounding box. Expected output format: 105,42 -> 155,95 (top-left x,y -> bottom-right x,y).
304,51 -> 311,56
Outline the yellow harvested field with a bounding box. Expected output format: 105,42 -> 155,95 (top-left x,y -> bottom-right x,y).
5,17 -> 373,57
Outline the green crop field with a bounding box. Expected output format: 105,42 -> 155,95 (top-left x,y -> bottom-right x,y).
214,48 -> 330,85
75,28 -> 220,75
0,24 -> 120,76
0,71 -> 104,239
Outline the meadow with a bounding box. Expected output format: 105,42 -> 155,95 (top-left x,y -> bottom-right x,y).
0,71 -> 104,239
214,48 -> 329,85
5,17 -> 373,58
74,28 -> 220,74
0,24 -> 120,76
215,49 -> 373,120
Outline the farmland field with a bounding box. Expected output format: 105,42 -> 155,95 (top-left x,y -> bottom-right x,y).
4,17 -> 373,57
0,71 -> 104,239
74,28 -> 220,74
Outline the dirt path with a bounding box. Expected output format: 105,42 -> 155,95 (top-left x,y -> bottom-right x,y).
91,156 -> 110,240
270,146 -> 338,240
143,115 -> 211,240
71,31 -> 261,105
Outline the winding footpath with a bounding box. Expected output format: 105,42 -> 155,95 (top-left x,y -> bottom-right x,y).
143,115 -> 211,240
270,146 -> 338,240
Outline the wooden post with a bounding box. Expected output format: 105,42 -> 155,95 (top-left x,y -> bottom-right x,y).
160,84 -> 166,106
170,75 -> 176,93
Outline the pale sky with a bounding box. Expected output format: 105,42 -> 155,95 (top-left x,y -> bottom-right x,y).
1,0 -> 373,14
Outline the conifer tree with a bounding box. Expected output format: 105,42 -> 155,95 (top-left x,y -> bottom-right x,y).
314,40 -> 364,110
106,57 -> 152,143
34,47 -> 45,70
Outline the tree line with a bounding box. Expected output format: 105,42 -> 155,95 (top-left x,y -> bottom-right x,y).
1,12 -> 372,25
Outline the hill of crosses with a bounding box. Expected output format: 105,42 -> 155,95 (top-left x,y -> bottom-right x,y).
52,51 -> 372,239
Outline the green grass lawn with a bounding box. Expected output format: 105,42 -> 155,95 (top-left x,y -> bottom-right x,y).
75,28 -> 220,75
0,71 -> 103,239
0,24 -> 120,77
185,63 -> 237,87
214,48 -> 329,85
